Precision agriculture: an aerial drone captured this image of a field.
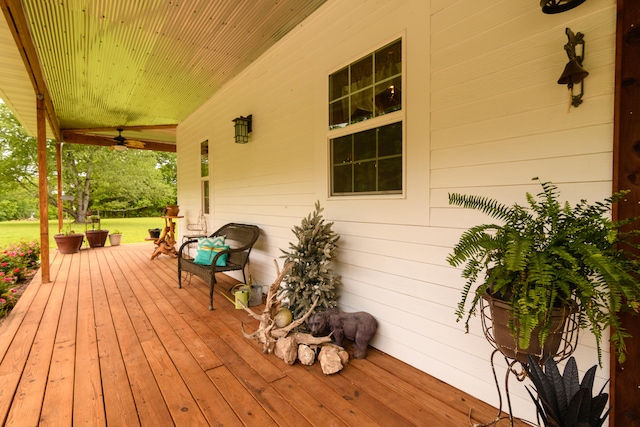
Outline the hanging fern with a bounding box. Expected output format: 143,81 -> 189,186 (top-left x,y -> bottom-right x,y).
448,178 -> 640,364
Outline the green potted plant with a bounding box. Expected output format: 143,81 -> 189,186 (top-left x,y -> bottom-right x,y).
108,229 -> 122,246
84,211 -> 109,248
54,221 -> 85,254
447,178 -> 640,364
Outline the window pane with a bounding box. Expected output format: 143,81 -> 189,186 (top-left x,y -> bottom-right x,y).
378,157 -> 402,191
354,129 -> 376,161
351,56 -> 372,88
378,122 -> 402,157
350,87 -> 373,123
375,76 -> 401,116
203,180 -> 210,214
200,140 -> 209,178
329,67 -> 349,102
329,101 -> 348,129
333,135 -> 352,164
376,40 -> 401,78
354,161 -> 376,192
333,164 -> 352,193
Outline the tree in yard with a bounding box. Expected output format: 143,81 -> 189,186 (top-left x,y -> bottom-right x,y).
0,100 -> 57,219
88,147 -> 177,216
0,100 -> 177,223
280,201 -> 342,322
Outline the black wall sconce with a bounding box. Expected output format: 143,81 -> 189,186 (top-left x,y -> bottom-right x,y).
558,28 -> 588,109
540,0 -> 586,14
233,115 -> 252,143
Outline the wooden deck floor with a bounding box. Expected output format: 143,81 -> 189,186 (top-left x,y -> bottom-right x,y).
0,243 -> 527,426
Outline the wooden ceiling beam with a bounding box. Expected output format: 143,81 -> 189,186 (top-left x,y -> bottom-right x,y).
62,132 -> 176,153
61,124 -> 177,133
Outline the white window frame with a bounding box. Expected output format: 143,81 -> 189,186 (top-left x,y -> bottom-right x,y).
327,37 -> 406,199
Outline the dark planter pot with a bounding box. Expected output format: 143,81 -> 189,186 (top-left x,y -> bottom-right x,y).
482,291 -> 578,364
148,228 -> 161,239
85,230 -> 109,248
54,233 -> 85,254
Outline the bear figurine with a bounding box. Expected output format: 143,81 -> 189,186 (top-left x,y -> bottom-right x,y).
307,309 -> 377,359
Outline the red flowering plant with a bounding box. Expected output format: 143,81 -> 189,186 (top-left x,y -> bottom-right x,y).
0,241 -> 40,317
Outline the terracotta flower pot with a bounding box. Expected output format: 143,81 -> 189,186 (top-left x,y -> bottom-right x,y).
165,205 -> 180,216
54,233 -> 85,254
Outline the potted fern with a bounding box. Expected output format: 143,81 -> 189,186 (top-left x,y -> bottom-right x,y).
447,178 -> 640,364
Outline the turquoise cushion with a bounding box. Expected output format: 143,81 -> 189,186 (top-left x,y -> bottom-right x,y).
193,236 -> 229,267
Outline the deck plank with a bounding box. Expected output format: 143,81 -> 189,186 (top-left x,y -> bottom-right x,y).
0,254 -> 70,426
6,255 -> 69,426
0,243 -> 529,426
72,249 -> 106,426
89,248 -> 143,427
39,250 -> 81,426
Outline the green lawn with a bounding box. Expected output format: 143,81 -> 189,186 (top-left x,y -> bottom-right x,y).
0,217 -> 172,249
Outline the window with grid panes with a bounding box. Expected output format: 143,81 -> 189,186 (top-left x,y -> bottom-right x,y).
329,39 -> 402,196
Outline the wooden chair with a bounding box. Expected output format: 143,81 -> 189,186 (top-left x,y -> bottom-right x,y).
177,223 -> 260,309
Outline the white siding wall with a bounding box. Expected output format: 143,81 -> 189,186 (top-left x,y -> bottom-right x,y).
177,0 -> 616,420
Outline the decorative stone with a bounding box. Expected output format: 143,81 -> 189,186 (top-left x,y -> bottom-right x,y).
318,345 -> 344,375
274,336 -> 297,365
298,344 -> 315,366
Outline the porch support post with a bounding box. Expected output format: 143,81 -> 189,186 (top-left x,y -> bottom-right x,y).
37,95 -> 50,283
56,142 -> 63,233
612,0 -> 640,424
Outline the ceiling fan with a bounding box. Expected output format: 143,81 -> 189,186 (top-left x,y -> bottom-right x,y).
111,128 -> 146,150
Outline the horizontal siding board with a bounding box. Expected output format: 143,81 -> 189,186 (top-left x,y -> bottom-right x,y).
431,94 -> 614,149
431,125 -> 612,169
431,152 -> 612,188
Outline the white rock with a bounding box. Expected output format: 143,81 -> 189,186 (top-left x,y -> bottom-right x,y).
274,336 -> 297,365
298,344 -> 316,366
318,345 -> 344,375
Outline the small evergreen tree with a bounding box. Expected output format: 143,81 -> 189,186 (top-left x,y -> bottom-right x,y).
281,201 -> 341,321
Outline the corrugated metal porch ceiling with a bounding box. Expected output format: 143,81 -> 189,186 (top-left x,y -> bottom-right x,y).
5,0 -> 326,145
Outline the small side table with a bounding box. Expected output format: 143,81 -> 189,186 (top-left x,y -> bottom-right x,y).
150,215 -> 183,260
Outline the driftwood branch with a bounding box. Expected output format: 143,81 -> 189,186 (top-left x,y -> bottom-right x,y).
241,260 -> 331,354
292,332 -> 333,346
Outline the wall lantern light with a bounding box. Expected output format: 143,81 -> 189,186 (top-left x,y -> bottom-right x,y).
233,115 -> 252,143
558,28 -> 588,109
540,0 -> 586,14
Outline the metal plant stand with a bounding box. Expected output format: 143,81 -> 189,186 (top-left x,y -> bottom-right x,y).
472,296 -> 580,427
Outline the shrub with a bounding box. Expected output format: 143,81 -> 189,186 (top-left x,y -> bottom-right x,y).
0,240 -> 40,317
0,240 -> 40,285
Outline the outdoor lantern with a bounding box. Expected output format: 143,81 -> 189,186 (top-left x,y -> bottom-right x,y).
233,115 -> 252,143
557,28 -> 588,109
540,0 -> 586,14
